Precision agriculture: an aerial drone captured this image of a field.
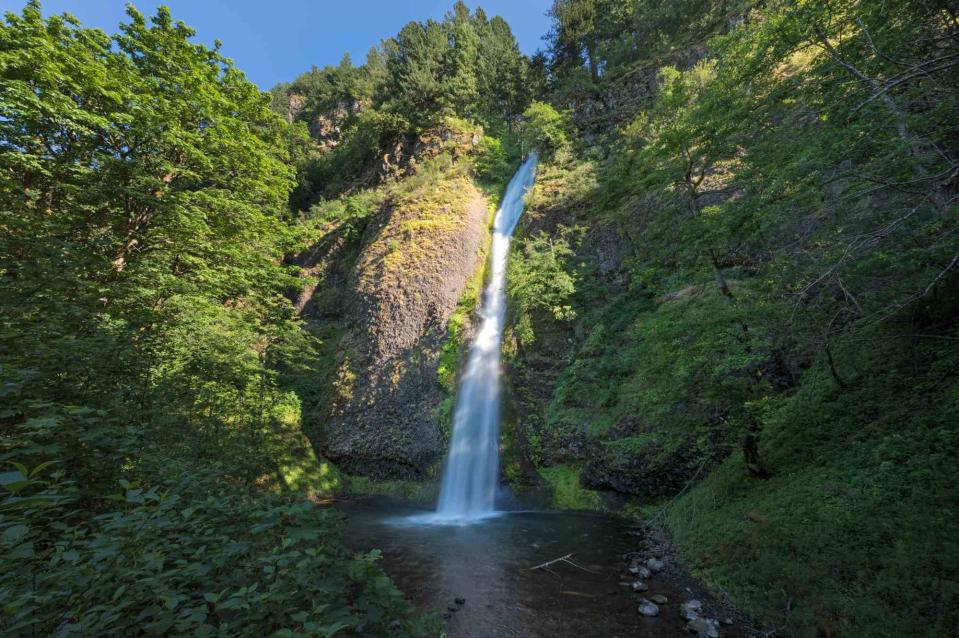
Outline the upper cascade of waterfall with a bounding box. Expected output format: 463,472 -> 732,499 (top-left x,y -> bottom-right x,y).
421,152 -> 538,524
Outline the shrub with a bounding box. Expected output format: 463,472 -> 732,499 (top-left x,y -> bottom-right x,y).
518,101 -> 571,159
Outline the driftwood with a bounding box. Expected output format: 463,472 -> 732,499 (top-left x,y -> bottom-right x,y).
528,553 -> 594,573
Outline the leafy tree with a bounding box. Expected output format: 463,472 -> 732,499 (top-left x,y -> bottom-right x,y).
0,4 -> 430,633
508,231 -> 578,346
518,101 -> 572,158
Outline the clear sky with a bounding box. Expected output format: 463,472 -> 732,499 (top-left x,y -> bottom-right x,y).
1,0 -> 553,89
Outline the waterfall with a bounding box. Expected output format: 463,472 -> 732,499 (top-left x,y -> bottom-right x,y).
432,152 -> 538,522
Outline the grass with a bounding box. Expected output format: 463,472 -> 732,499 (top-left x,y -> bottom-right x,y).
665,337 -> 959,637
346,475 -> 439,505
539,464 -> 604,511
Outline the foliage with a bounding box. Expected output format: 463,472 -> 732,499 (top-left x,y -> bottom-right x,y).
0,4 -> 431,634
1,465 -> 432,636
538,465 -> 603,511
508,0 -> 959,634
507,230 -> 578,346
518,101 -> 572,158
667,332 -> 959,636
273,1 -> 534,211
472,135 -> 520,185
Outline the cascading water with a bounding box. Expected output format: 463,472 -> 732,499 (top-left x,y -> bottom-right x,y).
430,152 -> 538,523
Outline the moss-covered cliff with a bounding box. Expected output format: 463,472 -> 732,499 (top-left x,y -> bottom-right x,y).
289,123 -> 502,479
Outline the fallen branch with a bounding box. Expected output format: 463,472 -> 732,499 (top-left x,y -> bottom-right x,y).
528,553 -> 594,573
529,553 -> 573,570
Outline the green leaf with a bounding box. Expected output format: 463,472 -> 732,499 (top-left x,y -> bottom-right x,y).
2,524 -> 29,543
0,471 -> 27,487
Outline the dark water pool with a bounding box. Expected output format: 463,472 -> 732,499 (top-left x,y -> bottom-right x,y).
340,498 -> 709,638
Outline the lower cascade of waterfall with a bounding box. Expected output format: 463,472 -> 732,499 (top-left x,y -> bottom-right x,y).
418,153 -> 538,524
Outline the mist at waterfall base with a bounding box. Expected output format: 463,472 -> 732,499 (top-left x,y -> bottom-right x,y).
406,153 -> 538,526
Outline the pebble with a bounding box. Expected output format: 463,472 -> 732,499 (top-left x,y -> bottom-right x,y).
637,599 -> 660,617
631,581 -> 648,592
646,557 -> 666,572
454,597 -> 466,605
447,606 -> 458,612
650,594 -> 668,605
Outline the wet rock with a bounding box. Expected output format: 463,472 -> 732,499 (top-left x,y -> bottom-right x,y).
646,557 -> 665,573
631,581 -> 649,592
722,618 -> 733,626
650,594 -> 668,605
316,183 -> 491,478
686,617 -> 720,638
680,600 -> 703,621
637,599 -> 660,617
581,438 -> 698,498
629,564 -> 652,579
454,597 -> 466,605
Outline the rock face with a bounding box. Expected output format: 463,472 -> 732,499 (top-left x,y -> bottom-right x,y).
299,175 -> 489,479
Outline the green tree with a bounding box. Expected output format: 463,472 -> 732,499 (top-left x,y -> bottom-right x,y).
519,101 -> 572,158
0,5 -> 431,633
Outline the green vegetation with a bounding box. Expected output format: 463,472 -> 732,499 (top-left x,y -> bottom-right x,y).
274,1 -> 536,211
3,0 -> 957,635
507,229 -> 578,346
538,465 -> 602,511
503,0 -> 959,635
0,4 -> 433,635
517,101 -> 572,160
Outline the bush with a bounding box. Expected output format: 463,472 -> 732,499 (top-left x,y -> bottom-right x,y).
1,468 -> 434,637
472,135 -> 518,185
518,101 -> 571,159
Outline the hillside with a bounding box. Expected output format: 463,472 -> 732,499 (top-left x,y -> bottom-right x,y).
499,1 -> 959,635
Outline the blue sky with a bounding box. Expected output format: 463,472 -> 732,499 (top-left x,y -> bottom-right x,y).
1,0 -> 553,89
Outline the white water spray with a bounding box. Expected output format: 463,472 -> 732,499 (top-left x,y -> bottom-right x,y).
428,153 -> 537,523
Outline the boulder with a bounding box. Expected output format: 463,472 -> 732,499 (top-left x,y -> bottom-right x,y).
637,599 -> 660,617
686,617 -> 720,638
680,600 -> 703,621
646,557 -> 666,572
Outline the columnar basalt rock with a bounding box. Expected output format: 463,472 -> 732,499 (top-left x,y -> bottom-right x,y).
295,176 -> 490,479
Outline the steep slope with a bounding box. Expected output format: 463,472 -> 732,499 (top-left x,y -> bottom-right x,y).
502,1 -> 959,635
325,176 -> 488,478
290,128 -> 495,479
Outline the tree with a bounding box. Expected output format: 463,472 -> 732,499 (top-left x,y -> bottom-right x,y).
0,0 -> 311,491
383,19 -> 450,127
443,1 -> 480,117
519,101 -> 572,158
